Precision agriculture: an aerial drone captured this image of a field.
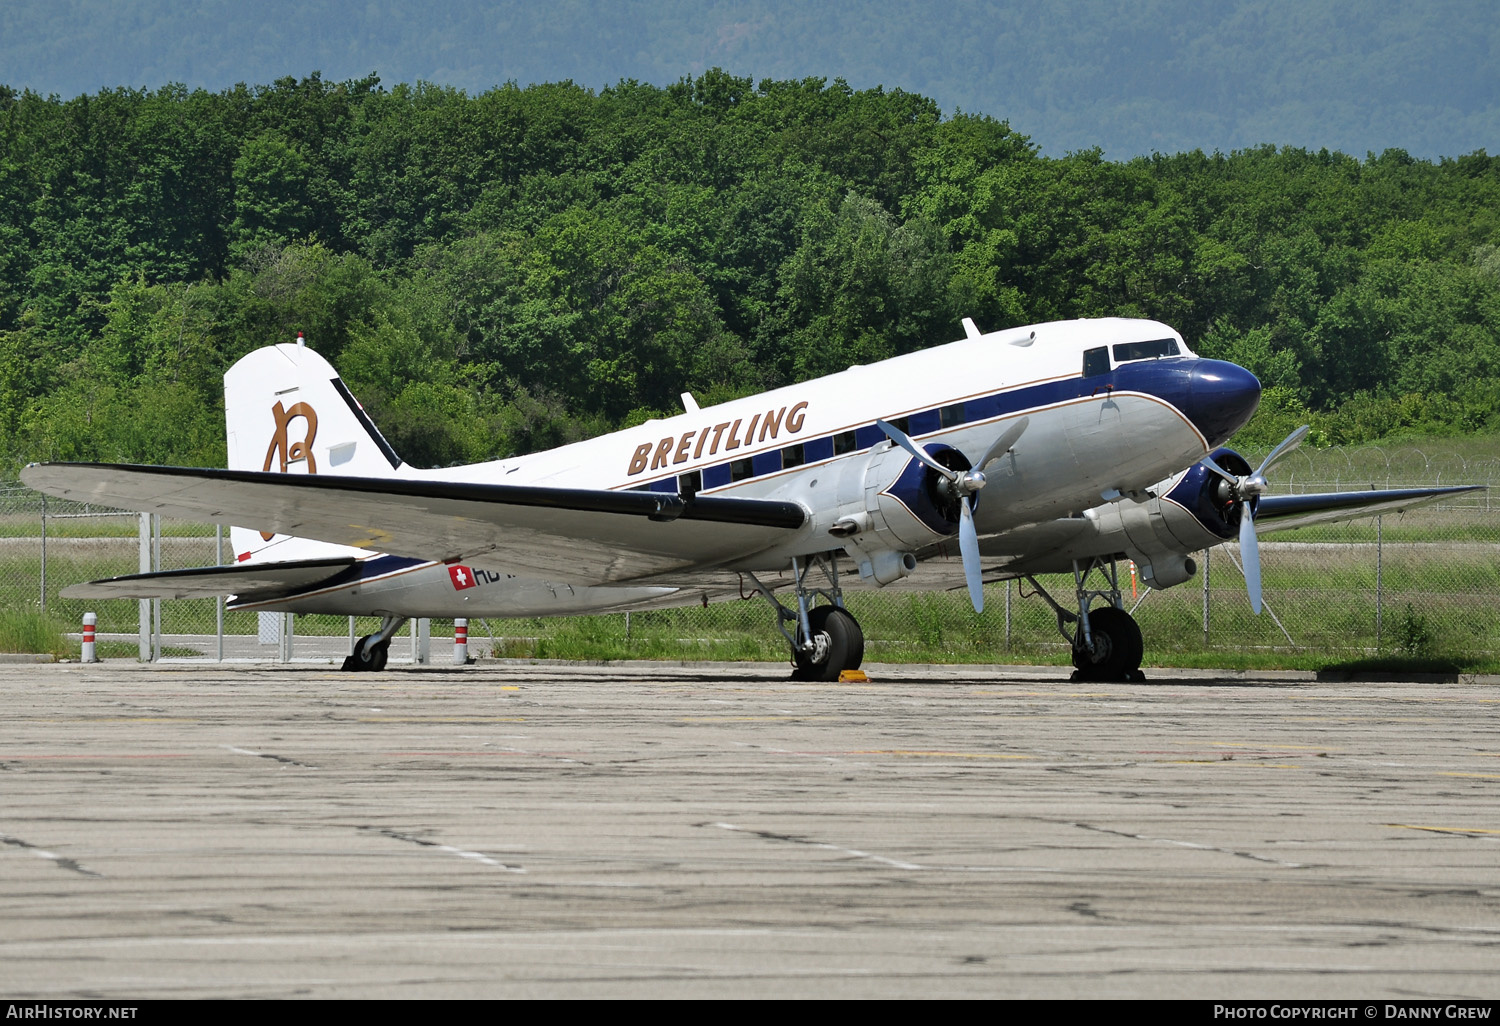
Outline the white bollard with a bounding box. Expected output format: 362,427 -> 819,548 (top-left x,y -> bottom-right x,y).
453,618 -> 469,665
81,612 -> 98,663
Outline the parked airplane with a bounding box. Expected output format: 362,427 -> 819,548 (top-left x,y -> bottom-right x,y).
24,318 -> 1477,680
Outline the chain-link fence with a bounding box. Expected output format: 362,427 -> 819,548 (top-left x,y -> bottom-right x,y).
3,443 -> 1496,665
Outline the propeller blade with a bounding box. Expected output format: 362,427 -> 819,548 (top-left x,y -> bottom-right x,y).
1256,424 -> 1310,478
1199,453 -> 1239,484
958,496 -> 984,613
875,418 -> 954,479
1240,506 -> 1262,614
974,416 -> 1030,471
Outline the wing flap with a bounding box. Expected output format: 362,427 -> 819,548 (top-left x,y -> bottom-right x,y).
24,463 -> 807,585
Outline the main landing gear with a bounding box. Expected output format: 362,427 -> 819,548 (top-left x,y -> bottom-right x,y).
1021,557 -> 1146,682
747,555 -> 865,682
342,615 -> 409,672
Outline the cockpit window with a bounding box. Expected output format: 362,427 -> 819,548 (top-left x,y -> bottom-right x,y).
1082,346 -> 1110,377
1112,338 -> 1180,362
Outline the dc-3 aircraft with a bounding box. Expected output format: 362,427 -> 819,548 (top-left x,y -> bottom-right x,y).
23,317 -> 1478,680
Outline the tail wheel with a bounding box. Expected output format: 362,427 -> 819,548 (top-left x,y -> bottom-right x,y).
1072,606 -> 1143,681
792,605 -> 862,682
342,634 -> 390,673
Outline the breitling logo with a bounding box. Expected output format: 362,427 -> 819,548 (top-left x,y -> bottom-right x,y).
264,401 -> 319,474
261,400 -> 319,539
627,400 -> 809,476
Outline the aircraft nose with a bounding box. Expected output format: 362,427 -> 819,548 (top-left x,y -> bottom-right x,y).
1183,360 -> 1261,445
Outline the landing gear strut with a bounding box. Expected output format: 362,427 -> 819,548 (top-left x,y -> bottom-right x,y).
342,615 -> 409,672
1022,557 -> 1146,682
747,555 -> 864,682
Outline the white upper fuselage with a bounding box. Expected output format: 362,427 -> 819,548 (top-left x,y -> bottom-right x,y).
404,317 -> 1210,538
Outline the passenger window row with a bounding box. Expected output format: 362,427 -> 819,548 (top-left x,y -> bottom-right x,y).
633,398 -> 1011,493
637,341 -> 1181,493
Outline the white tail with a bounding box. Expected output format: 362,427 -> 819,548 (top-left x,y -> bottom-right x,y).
224,343 -> 405,563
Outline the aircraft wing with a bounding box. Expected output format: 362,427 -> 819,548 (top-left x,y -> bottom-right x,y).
61,557 -> 359,600
23,463 -> 806,585
1253,486 -> 1483,532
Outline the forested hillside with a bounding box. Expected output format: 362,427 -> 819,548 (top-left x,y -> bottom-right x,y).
1,71 -> 1498,473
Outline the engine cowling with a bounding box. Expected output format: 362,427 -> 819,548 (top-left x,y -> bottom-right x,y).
1088,447 -> 1255,590
826,441 -> 975,586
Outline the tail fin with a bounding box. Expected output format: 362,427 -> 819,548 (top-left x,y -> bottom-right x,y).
224,341 -> 404,562
225,342 -> 404,478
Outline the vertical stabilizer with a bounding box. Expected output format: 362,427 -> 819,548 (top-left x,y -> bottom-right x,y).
224,342 -> 405,563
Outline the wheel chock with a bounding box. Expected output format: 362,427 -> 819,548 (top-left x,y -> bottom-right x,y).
838,669 -> 869,682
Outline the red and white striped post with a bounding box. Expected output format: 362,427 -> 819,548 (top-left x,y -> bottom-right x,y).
453,618 -> 469,665
81,612 -> 98,663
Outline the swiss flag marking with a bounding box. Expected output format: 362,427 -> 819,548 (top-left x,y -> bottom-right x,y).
448,565 -> 477,590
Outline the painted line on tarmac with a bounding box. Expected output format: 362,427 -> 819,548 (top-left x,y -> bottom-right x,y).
710,821 -> 923,870
364,827 -> 526,872
221,744 -> 319,769
706,821 -> 1060,874
1071,821 -> 1306,868
0,833 -> 101,877
849,749 -> 1034,760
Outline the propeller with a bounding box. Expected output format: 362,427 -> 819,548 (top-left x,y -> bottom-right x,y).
875,417 -> 1029,613
1199,424 -> 1310,614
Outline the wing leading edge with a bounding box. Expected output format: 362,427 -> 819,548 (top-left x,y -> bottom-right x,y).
1253,486 -> 1484,532
23,463 -> 807,585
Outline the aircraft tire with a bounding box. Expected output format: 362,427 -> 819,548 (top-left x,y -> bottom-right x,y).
791,605 -> 859,682
344,634 -> 390,673
843,609 -> 865,671
1071,606 -> 1143,681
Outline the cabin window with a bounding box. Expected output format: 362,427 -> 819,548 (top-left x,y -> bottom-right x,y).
781,443 -> 804,469
887,416 -> 909,435
730,458 -> 754,482
833,431 -> 858,455
1112,338 -> 1180,362
1082,346 -> 1110,377
678,470 -> 701,497
940,404 -> 965,428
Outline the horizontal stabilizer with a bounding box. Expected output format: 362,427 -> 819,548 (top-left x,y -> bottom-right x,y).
61,556 -> 358,601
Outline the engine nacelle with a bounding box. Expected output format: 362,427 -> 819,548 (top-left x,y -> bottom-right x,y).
824,440 -> 974,587
1089,447 -> 1254,590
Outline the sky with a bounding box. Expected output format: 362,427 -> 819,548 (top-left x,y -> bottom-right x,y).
0,0 -> 1495,160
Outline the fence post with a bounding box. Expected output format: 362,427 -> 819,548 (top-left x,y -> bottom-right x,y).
415,618 -> 430,664
1375,514 -> 1383,649
152,514 -> 161,663
1005,578 -> 1012,650
215,523 -> 224,662
39,493 -> 46,611
139,513 -> 151,661
1201,547 -> 1210,647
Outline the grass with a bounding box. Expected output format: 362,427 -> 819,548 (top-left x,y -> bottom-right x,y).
0,609 -> 76,657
